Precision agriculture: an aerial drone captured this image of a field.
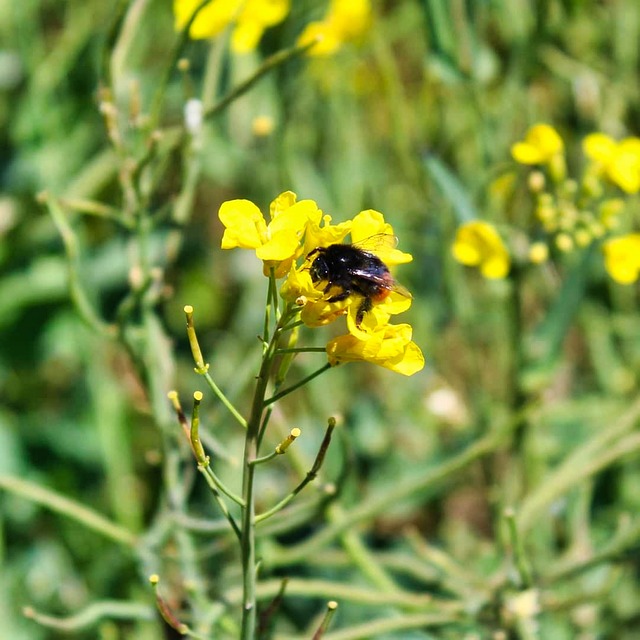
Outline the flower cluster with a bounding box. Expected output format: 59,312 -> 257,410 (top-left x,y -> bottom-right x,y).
452,124 -> 640,284
219,192 -> 424,375
515,124 -> 640,284
174,0 -> 371,56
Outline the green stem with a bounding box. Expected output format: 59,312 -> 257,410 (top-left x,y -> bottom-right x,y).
201,464 -> 245,507
196,466 -> 242,539
264,363 -> 332,406
504,507 -> 533,588
240,328 -> 280,638
256,419 -> 334,524
266,432 -> 501,566
203,40 -> 316,122
276,347 -> 327,354
23,601 -> 154,632
148,0 -> 213,128
331,503 -> 398,593
202,371 -> 248,429
44,194 -> 116,338
516,397 -> 640,532
0,475 -> 136,547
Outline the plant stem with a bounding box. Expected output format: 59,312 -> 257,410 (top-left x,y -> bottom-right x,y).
240,318 -> 284,638
264,363 -> 332,406
0,475 -> 137,547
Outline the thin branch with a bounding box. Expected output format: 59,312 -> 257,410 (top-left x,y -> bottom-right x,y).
0,475 -> 137,547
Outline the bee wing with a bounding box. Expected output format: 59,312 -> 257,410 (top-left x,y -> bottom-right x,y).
349,269 -> 413,298
351,233 -> 398,253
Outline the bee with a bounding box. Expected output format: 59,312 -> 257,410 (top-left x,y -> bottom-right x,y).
306,235 -> 411,326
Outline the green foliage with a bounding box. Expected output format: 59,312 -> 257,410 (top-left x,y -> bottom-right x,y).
1,0 -> 640,638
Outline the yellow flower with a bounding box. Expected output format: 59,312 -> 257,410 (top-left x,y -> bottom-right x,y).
602,234 -> 640,284
219,191 -> 320,276
301,213 -> 352,258
511,124 -> 564,165
298,0 -> 372,56
452,221 -> 510,279
174,0 -> 289,52
350,209 -> 413,266
327,323 -> 424,376
583,133 -> 640,194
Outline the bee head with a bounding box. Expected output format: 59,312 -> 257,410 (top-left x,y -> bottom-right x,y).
307,247 -> 329,282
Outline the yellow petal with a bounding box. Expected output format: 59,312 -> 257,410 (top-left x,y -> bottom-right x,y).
327,0 -> 372,41
270,191 -> 297,217
608,148 -> 640,193
351,209 -> 392,243
451,239 -> 482,265
583,133 -> 616,163
175,0 -> 240,39
512,124 -> 563,165
302,219 -> 351,256
298,21 -> 341,56
603,234 -> 640,284
231,21 -> 264,52
326,323 -> 424,375
511,141 -> 546,165
240,0 -> 290,25
452,221 -> 510,278
256,229 -> 300,261
269,200 -> 318,236
218,199 -> 267,249
481,254 -> 510,279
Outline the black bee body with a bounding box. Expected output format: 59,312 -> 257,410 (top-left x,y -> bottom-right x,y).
307,243 -> 403,325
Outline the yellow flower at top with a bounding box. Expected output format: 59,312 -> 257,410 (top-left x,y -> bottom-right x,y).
218,191 -> 320,276
174,0 -> 290,52
511,124 -> 564,165
297,0 -> 372,56
452,221 -> 510,279
602,234 -> 640,284
583,133 -> 640,194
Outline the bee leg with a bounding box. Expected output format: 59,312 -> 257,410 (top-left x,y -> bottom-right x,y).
325,284 -> 350,302
355,297 -> 372,326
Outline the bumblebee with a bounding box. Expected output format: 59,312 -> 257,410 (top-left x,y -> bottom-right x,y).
306,237 -> 411,326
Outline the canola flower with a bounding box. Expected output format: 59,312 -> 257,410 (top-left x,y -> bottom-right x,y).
297,0 -> 372,56
583,133 -> 640,194
511,123 -> 566,182
218,192 -> 423,375
602,234 -> 640,284
219,191 -> 320,277
451,220 -> 510,279
174,0 -> 290,52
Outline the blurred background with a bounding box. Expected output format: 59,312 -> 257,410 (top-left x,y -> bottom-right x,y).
1,0 -> 640,638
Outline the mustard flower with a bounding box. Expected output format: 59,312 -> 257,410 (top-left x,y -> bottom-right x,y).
602,234 -> 640,284
511,124 -> 564,166
298,0 -> 372,56
219,191 -> 320,276
452,221 -> 510,279
174,0 -> 289,52
327,323 -> 424,376
583,133 -> 640,194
